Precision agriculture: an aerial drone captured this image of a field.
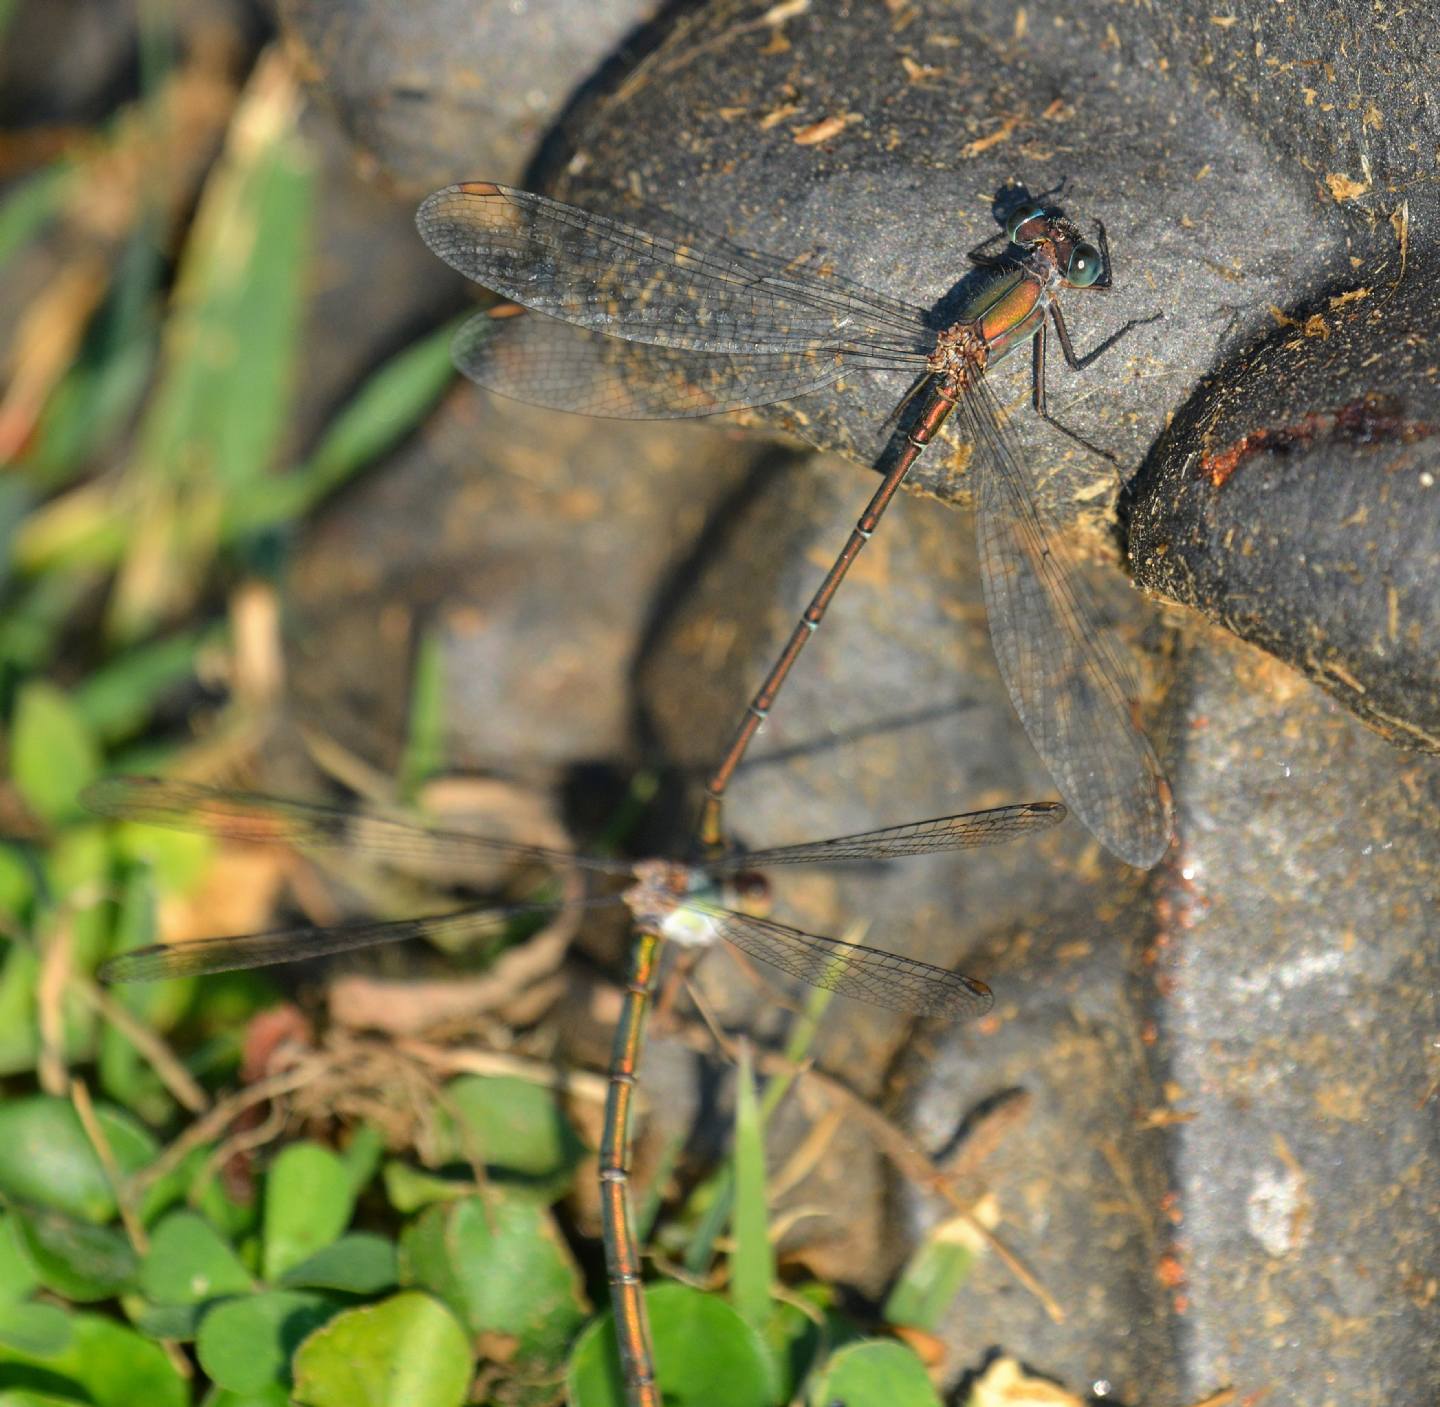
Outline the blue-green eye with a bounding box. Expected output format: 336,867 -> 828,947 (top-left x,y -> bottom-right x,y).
1006,201 -> 1047,243
1067,241 -> 1103,286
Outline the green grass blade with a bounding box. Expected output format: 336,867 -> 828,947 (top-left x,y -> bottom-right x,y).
882,1217 -> 979,1334
111,53 -> 313,641
227,319 -> 459,536
729,1041 -> 773,1333
398,626 -> 447,801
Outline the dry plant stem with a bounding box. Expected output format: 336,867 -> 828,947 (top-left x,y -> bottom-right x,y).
665,1013 -> 1064,1324
78,979 -> 209,1112
36,913 -> 73,1098
395,1039 -> 614,1108
785,1053 -> 1063,1323
70,1077 -> 150,1254
200,1100 -> 290,1192
136,1057 -> 330,1192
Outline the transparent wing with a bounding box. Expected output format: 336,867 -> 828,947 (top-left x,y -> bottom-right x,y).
98,897 -> 612,984
82,777 -> 630,877
416,183 -> 931,357
450,307 -> 897,418
699,907 -> 992,1020
712,802 -> 1065,873
957,378 -> 1172,868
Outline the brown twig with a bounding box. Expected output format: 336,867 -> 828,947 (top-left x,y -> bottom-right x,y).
77,978 -> 209,1113
136,1056 -> 330,1192
70,1077 -> 149,1255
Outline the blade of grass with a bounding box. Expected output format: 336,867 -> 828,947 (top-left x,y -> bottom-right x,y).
110,49 -> 312,642
682,925 -> 856,1276
227,318 -> 460,536
70,622 -> 225,743
730,1040 -> 773,1333
882,1216 -> 980,1334
398,626 -> 446,802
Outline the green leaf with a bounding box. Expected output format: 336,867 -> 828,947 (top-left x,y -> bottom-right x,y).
0,1308 -> 186,1407
806,1340 -> 941,1407
0,846 -> 34,923
0,1095 -> 156,1222
9,682 -> 102,825
0,1301 -> 72,1356
132,1302 -> 205,1341
0,1214 -> 38,1305
566,1282 -> 773,1407
72,627 -> 218,744
290,1291 -> 471,1407
140,1211 -> 253,1307
433,1074 -> 585,1192
278,1234 -> 397,1295
730,1043 -> 773,1334
339,1125 -> 384,1197
195,1290 -> 341,1394
381,1161 -> 475,1214
882,1217 -> 977,1334
759,1296 -> 825,1405
201,1386 -> 292,1407
399,1192 -> 586,1368
262,1143 -> 357,1281
0,943 -> 40,1078
10,1206 -> 139,1301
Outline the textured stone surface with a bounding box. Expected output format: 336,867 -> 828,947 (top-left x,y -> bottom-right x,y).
280,0 -> 1440,1399
278,0 -> 665,193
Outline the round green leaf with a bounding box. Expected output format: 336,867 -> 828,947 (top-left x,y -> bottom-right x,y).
196,1291 -> 341,1393
807,1340 -> 941,1407
0,1096 -> 156,1223
399,1192 -> 585,1365
0,1301 -> 72,1356
0,1214 -> 40,1305
0,942 -> 40,1077
11,682 -> 101,825
381,1160 -> 473,1214
262,1143 -> 356,1281
278,1233 -> 397,1294
0,1309 -> 186,1407
141,1211 -> 253,1305
290,1291 -> 471,1407
201,1385 -> 294,1407
11,1207 -> 138,1302
435,1075 -> 585,1188
566,1283 -> 774,1407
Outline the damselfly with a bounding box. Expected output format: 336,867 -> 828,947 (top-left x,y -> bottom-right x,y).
88,775 -> 1064,1407
415,185 -> 1172,868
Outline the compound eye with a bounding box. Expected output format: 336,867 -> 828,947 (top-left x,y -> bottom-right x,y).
1005,201 -> 1048,244
1067,241 -> 1104,286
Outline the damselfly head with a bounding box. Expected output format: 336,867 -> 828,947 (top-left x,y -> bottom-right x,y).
1006,204 -> 1103,287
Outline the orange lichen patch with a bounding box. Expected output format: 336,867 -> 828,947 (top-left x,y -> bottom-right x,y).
1198,393 -> 1436,488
